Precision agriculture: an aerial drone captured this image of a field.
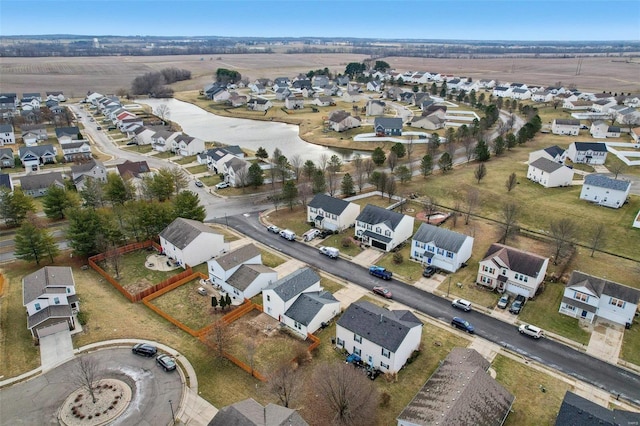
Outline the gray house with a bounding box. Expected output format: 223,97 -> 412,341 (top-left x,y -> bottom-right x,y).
19,171 -> 65,197
209,398 -> 308,426
555,391 -> 640,426
374,117 -> 403,136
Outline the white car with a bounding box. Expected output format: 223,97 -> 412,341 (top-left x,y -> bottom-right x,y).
519,324 -> 544,339
215,182 -> 230,189
452,298 -> 472,312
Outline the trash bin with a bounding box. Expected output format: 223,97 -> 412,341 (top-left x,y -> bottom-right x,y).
626,322 -> 631,330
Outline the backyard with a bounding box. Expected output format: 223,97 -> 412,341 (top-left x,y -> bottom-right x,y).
97,249 -> 179,294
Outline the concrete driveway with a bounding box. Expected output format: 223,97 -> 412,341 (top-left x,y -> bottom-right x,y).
587,320 -> 625,362
39,329 -> 74,371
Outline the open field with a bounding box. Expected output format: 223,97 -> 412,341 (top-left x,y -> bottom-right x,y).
1,54 -> 638,96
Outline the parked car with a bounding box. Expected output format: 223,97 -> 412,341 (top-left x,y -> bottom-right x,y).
451,317 -> 475,334
452,298 -> 472,312
195,180 -> 204,187
318,229 -> 334,239
319,246 -> 339,259
266,225 -> 280,234
126,141 -> 137,146
279,229 -> 296,241
96,126 -> 102,130
215,181 -> 230,189
372,286 -> 392,299
302,228 -> 321,242
156,354 -> 177,371
422,266 -> 437,278
519,324 -> 544,339
107,125 -> 117,131
197,287 -> 207,296
369,265 -> 392,280
509,300 -> 523,314
497,294 -> 510,309
132,343 -> 157,357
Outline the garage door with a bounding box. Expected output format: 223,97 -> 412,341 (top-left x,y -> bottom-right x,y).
371,240 -> 387,251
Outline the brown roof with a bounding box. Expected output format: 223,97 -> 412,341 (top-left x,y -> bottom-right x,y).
482,243 -> 548,278
116,160 -> 150,178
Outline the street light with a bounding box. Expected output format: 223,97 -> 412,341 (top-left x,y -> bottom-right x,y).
169,399 -> 175,424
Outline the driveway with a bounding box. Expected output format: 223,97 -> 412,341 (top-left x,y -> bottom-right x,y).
587,320 -> 625,363
39,328 -> 74,371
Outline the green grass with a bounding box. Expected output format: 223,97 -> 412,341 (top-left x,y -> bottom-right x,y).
518,282 -> 591,345
150,279 -> 219,330
174,155 -> 198,165
620,318 -> 640,365
260,249 -> 286,268
320,277 -> 344,293
352,194 -> 396,209
376,244 -> 424,283
123,144 -> 153,154
200,175 -> 221,186
186,164 -> 208,174
322,230 -> 364,257
97,249 -> 176,294
264,205 -> 309,235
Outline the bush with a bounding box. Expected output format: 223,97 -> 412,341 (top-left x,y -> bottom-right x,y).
341,237 -> 353,248
77,311 -> 88,326
392,252 -> 403,264
379,391 -> 392,408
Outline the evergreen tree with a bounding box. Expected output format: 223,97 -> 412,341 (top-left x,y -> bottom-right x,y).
312,170 -> 326,194
438,152 -> 453,173
104,173 -> 134,205
66,207 -> 106,257
371,147 -> 386,166
390,143 -> 406,159
282,181 -> 298,210
396,166 -> 412,184
302,160 -> 316,182
255,147 -> 269,159
341,173 -> 355,196
211,296 -> 218,310
79,177 -> 105,208
42,185 -> 79,220
493,136 -> 506,156
420,154 -> 433,177
474,140 -> 491,162
0,188 -> 36,227
14,221 -> 59,265
173,190 -> 206,221
225,293 -> 232,307
248,162 -> 264,188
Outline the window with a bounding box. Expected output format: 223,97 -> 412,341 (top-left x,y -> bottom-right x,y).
336,338 -> 344,347
381,348 -> 390,358
354,333 -> 362,343
294,321 -> 302,330
427,245 -> 435,252
54,297 -> 60,305
67,287 -> 71,293
610,298 -> 625,308
35,303 -> 41,311
376,227 -> 381,233
574,292 -> 589,302
437,248 -> 445,255
380,362 -> 389,369
266,295 -> 270,302
385,230 -> 391,237
353,347 -> 361,356
446,251 -> 454,259
565,304 -> 575,311
481,276 -> 493,285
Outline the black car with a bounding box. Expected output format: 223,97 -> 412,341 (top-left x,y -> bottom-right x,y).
132,343 -> 157,357
156,354 -> 177,371
318,229 -> 334,239
451,317 -> 475,334
509,300 -> 523,314
422,266 -> 437,278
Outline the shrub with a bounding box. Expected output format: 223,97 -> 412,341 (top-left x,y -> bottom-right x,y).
392,252 -> 403,264
77,311 -> 88,326
341,237 -> 353,248
379,391 -> 392,408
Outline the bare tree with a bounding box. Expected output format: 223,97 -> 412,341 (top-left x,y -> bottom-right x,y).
500,202 -> 520,244
155,104 -> 171,127
326,170 -> 339,197
268,361 -> 301,408
298,182 -> 312,207
352,154 -> 366,193
207,321 -> 231,359
474,163 -> 487,184
549,218 -> 577,265
451,200 -> 461,227
406,135 -> 415,172
505,172 -> 517,192
72,357 -> 101,404
386,175 -> 397,201
461,136 -> 476,162
235,166 -> 249,191
245,337 -> 258,377
387,151 -> 398,172
363,158 -> 375,179
588,222 -> 607,257
609,163 -> 626,179
289,154 -> 303,182
464,188 -> 480,225
423,197 -> 438,224
318,153 -> 329,174
446,138 -> 457,159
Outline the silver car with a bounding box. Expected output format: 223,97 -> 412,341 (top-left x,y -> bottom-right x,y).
452,298 -> 472,312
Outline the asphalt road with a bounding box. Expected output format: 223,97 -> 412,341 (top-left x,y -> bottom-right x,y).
0,348 -> 181,425
218,212 -> 640,405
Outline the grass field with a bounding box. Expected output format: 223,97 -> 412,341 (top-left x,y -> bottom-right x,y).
150,279 -> 221,331
97,249 -> 176,294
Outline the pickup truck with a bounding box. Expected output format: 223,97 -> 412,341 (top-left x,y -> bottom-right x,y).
369,265 -> 392,280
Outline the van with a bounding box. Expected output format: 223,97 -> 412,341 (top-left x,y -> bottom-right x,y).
302,229 -> 320,242
319,246 -> 339,258
279,229 -> 296,241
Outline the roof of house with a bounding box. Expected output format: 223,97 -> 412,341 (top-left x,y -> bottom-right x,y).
159,218 -> 221,250
227,264 -> 275,291
554,119 -> 580,126
214,244 -> 260,272
208,398 -> 308,426
116,160 -> 150,178
328,110 -> 353,123
0,173 -> 12,190
0,147 -> 13,159
397,348 -> 514,426
19,171 -> 64,191
413,223 -> 471,253
544,145 -> 565,158
482,243 -> 548,278
374,117 -> 403,129
27,305 -> 73,330
530,157 -> 568,173
555,391 -> 640,426
21,124 -> 46,132
583,174 -> 631,192
356,204 -> 407,231
566,271 -> 640,304
571,142 -> 608,152
225,156 -> 248,172
284,291 -> 338,326
54,126 -> 79,138
70,159 -> 103,175
0,124 -> 14,133
19,145 -> 56,159
23,266 -> 75,305
61,141 -> 89,150
308,193 -> 352,215
337,300 -> 421,352
265,268 -> 320,303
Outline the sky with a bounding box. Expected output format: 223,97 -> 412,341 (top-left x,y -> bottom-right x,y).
1,0 -> 639,41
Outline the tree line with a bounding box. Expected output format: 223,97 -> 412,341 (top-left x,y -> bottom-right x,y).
131,67 -> 191,97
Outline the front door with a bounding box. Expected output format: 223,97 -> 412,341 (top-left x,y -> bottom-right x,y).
368,355 -> 373,366
581,310 -> 588,318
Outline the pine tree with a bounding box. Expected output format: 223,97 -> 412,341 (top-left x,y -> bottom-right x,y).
341,173 -> 355,196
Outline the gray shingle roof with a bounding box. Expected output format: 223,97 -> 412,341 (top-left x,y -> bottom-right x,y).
0,124 -> 14,133
356,204 -> 406,231
397,348 -> 514,426
572,142 -> 608,152
482,243 -> 547,278
554,119 -> 580,126
70,159 -> 103,175
328,110 -> 352,123
208,398 -> 309,426
284,291 -> 338,325
227,264 -> 275,291
308,193 -> 351,215
23,266 -> 75,305
543,145 -> 565,158
214,244 -> 260,272
116,160 -> 150,178
530,157 -> 567,173
555,391 -> 640,426
413,223 -> 471,253
54,126 -> 79,138
19,144 -> 56,159
266,268 -> 320,302
27,305 -> 73,330
566,271 -> 640,304
159,218 -> 220,250
19,171 -> 64,191
0,173 -> 12,190
584,174 -> 631,192
336,300 -> 421,352
374,117 -> 403,129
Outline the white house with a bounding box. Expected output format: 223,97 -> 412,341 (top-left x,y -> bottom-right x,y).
528,145 -> 566,164
22,266 -> 79,340
335,300 -> 422,373
19,172 -> 65,197
531,91 -> 554,103
559,271 -> 640,326
552,119 -> 581,136
159,218 -> 229,268
366,100 -> 386,116
327,110 -> 361,132
580,174 -> 631,209
208,244 -> 277,303
284,96 -> 304,110
0,124 -> 16,145
247,98 -> 272,111
70,159 -> 107,191
411,223 -> 473,273
590,121 -> 621,139
476,243 -> 549,298
566,142 -> 608,165
19,145 -> 57,173
263,268 -> 321,320
634,210 -> 640,229
174,134 -> 205,156
223,156 -> 250,187
355,204 -> 414,252
307,194 -> 360,231
527,157 -> 574,188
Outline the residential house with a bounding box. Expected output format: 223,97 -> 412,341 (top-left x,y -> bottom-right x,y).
60,140 -> 92,162
116,160 -> 151,179
335,75 -> 350,86
411,223 -> 473,273
23,92 -> 42,102
410,113 -> 445,130
208,244 -> 277,302
398,92 -> 415,104
312,75 -> 330,89
365,100 -> 386,116
159,218 -> 229,268
21,124 -> 48,144
336,300 -> 422,373
477,79 -> 496,89
272,77 -> 290,90
367,81 -> 382,92
307,193 -> 360,231
374,117 -> 403,136
248,82 -> 266,94
223,156 -> 250,187
0,173 -> 13,191
635,211 -> 640,229
590,121 -> 621,138
46,91 -> 65,102
292,79 -> 312,90
355,204 -> 414,252
527,157 -> 574,188
610,105 -> 640,125
385,87 -> 403,100
174,134 -> 205,156
511,87 -> 531,100
284,96 -> 304,110
19,171 -> 65,197
54,126 -> 80,144
493,86 -> 511,98
118,117 -> 143,133
531,91 -> 554,103
559,271 -> 640,326
19,145 -> 57,172
566,142 -> 608,165
312,96 -> 334,107
563,99 -> 592,110
275,87 -> 292,101
151,130 -> 180,152
555,391 -> 640,426
341,90 -> 361,103
580,174 -> 631,208
327,110 -> 361,132
205,85 -> 230,102
70,159 -> 107,191
397,348 -> 514,426
0,124 -> 16,145
132,126 -> 155,145
0,148 -> 15,168
205,146 -> 244,173
632,127 -> 640,144
22,266 -> 79,340
413,92 -> 431,107
552,119 -> 581,136
528,145 -> 566,164
209,398 -> 308,426
591,99 -> 617,113
247,98 -> 272,112
227,92 -> 247,107
476,243 -> 549,298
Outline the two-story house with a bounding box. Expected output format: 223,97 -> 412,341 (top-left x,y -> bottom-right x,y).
527,157 -> 574,188
566,142 -> 608,165
559,271 -> 640,327
19,144 -> 57,173
411,223 -> 474,273
159,218 -> 229,268
476,243 -> 549,298
528,145 -> 566,164
336,300 -> 422,373
307,194 -> 360,232
19,171 -> 65,197
580,174 -> 631,209
70,159 -> 108,191
0,148 -> 14,168
247,98 -> 272,111
366,100 -> 386,116
60,140 -> 92,162
374,117 -> 403,136
0,124 -> 16,145
355,204 -> 414,252
327,110 -> 361,132
551,119 -> 581,136
174,134 -> 205,156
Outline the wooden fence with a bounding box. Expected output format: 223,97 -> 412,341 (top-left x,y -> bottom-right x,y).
0,273 -> 4,297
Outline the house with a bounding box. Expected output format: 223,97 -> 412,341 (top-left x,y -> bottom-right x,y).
205,146 -> 244,172
476,243 -> 549,298
21,124 -> 48,143
531,91 -> 554,103
0,173 -> 14,191
410,114 -> 445,130
22,266 -> 79,340
223,156 -> 250,187
46,91 -> 65,102
590,121 -> 621,138
272,77 -> 290,90
511,87 -> 531,100
151,130 -> 181,152
247,98 -> 272,111
159,218 -> 229,268
610,105 -> 640,125
19,144 -> 57,172
580,174 -> 631,209
60,140 -> 92,162
411,223 -> 474,273
398,91 -> 415,104
566,142 -> 608,165
70,159 -> 107,191
559,271 -> 640,326
248,82 -> 266,94
367,81 -> 382,92
116,160 -> 151,179
555,391 -> 640,426
208,244 -> 277,303
118,117 -> 144,133
0,124 -> 16,145
385,87 -> 404,100
563,99 -> 592,110
0,148 -> 14,168
341,90 -> 361,103
336,300 -> 422,373
527,158 -> 574,188
528,145 -> 566,164
274,87 -> 292,101
631,127 -> 640,144
493,86 -> 510,98
209,398 -> 308,426
284,96 -> 304,110
227,92 -> 247,107
397,348 -> 514,426
312,75 -> 330,88
327,110 -> 361,132
19,171 -> 65,197
365,100 -> 386,116
552,119 -> 580,136
174,134 -> 205,156
374,117 -> 403,136
307,193 -> 360,231
312,96 -> 334,107
292,79 -> 312,90
355,204 -> 415,252
54,126 -> 80,143
133,127 -> 156,145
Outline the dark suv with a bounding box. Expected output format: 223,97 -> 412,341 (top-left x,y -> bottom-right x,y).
451,317 -> 475,334
132,343 -> 157,357
509,295 -> 526,314
422,266 -> 437,278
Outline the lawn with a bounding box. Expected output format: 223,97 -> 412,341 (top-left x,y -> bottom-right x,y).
123,144 -> 153,154
263,205 -> 309,235
376,244 -> 424,283
208,224 -> 241,242
320,276 -> 344,294
150,279 -> 222,331
174,155 -> 198,165
200,174 -> 222,186
186,164 -> 208,174
352,194 -> 397,209
97,249 -> 176,294
620,320 -> 640,365
322,229 -> 363,257
493,354 -> 572,426
260,249 -> 286,268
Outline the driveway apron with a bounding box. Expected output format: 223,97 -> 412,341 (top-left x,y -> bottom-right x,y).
39,329 -> 74,371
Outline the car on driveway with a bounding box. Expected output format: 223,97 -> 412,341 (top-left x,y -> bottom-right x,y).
497,294 -> 510,309
452,298 -> 472,312
156,354 -> 177,371
215,181 -> 230,189
266,225 -> 280,234
372,286 -> 392,299
422,266 -> 437,278
451,317 -> 475,334
132,343 -> 157,357
519,324 -> 544,339
318,229 -> 334,239
509,300 -> 523,314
